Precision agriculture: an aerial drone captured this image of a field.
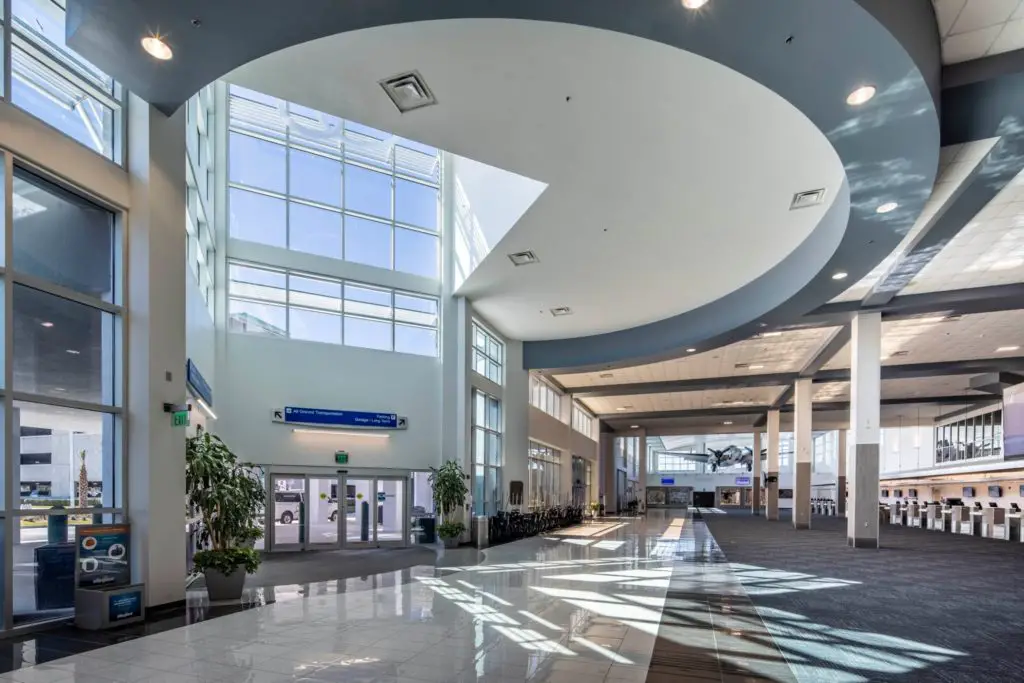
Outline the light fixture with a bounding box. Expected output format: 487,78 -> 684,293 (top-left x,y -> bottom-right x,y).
196,397 -> 218,420
292,428 -> 390,439
141,35 -> 173,61
508,251 -> 539,266
996,345 -> 1020,353
686,348 -> 697,353
681,0 -> 710,8
876,202 -> 898,214
846,85 -> 876,106
831,271 -> 848,280
723,420 -> 733,425
630,425 -> 639,429
65,349 -> 80,355
40,321 -> 54,328
760,331 -> 783,338
748,364 -> 765,370
54,387 -> 66,392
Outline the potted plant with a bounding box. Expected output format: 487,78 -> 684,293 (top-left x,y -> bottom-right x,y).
429,460 -> 468,548
589,501 -> 600,519
186,428 -> 266,601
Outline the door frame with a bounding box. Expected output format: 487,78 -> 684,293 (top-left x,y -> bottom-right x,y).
373,476 -> 409,548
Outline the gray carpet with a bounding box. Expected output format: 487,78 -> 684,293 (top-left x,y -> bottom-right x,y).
700,511 -> 1024,683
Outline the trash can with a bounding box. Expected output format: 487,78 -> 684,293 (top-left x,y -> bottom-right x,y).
48,513 -> 69,544
417,517 -> 436,544
474,516 -> 490,549
35,543 -> 76,610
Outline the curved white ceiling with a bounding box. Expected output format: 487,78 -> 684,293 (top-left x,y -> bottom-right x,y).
229,19 -> 846,341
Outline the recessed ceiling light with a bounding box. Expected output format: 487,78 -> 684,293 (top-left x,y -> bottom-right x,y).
681,0 -> 710,7
686,348 -> 697,353
53,387 -> 66,392
760,331 -> 783,338
40,321 -> 54,328
550,307 -> 573,317
876,202 -> 898,214
996,345 -> 1020,353
723,420 -> 733,425
831,271 -> 848,281
141,35 -> 173,61
846,85 -> 876,106
630,425 -> 639,429
508,251 -> 539,266
748,364 -> 765,370
66,349 -> 80,355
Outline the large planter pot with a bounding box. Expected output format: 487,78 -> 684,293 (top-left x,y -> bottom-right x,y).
204,566 -> 246,601
442,536 -> 459,549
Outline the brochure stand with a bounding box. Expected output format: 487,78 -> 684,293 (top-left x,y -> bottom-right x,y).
73,523 -> 146,629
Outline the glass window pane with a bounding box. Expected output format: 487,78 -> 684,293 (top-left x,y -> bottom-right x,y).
229,263 -> 286,303
395,145 -> 439,183
288,104 -> 343,156
344,215 -> 391,269
13,0 -> 111,89
395,228 -> 439,279
395,179 -> 438,230
14,285 -> 114,405
473,465 -> 485,516
289,149 -> 342,206
13,169 -> 114,301
289,274 -> 341,312
487,432 -> 501,466
474,391 -> 486,427
474,429 -> 485,466
228,299 -> 287,337
487,398 -> 501,431
486,467 -> 500,515
344,164 -> 392,218
229,133 -> 286,192
395,294 -> 438,327
289,308 -> 341,345
230,86 -> 287,141
344,284 -> 392,319
395,324 -> 437,357
229,188 -> 286,248
344,316 -> 392,351
288,202 -> 342,258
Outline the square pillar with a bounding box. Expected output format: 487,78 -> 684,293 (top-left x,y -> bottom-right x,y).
837,429 -> 848,516
765,409 -> 780,520
751,430 -> 762,515
638,431 -> 647,512
793,379 -> 813,529
848,312 -> 882,548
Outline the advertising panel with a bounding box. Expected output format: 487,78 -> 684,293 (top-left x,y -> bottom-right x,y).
76,524 -> 131,589
108,590 -> 143,622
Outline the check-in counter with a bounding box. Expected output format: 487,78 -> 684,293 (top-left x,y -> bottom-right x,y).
925,503 -> 941,530
909,502 -> 923,528
889,502 -> 902,525
969,505 -> 985,536
1005,511 -> 1022,542
946,505 -> 971,533
879,504 -> 889,525
982,507 -> 1006,539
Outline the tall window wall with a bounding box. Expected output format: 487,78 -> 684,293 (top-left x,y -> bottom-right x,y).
529,442 -> 561,507
227,261 -> 439,356
473,390 -> 502,514
572,403 -> 594,438
186,84 -> 216,314
6,0 -> 124,161
934,408 -> 1001,464
472,322 -> 503,384
530,376 -> 562,419
5,163 -> 124,627
227,85 -> 440,279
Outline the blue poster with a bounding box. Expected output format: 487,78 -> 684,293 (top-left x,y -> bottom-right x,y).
77,524 -> 131,589
109,590 -> 143,622
735,477 -> 752,486
275,406 -> 407,430
661,477 -> 675,485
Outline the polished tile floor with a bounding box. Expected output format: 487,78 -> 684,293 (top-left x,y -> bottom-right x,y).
0,512 -> 799,683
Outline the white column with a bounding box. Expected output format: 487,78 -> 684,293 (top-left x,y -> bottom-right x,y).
127,97 -> 188,608
751,430 -> 762,515
637,431 -> 647,512
837,428 -> 848,516
766,409 -> 780,520
793,378 -> 813,529
848,312 -> 882,548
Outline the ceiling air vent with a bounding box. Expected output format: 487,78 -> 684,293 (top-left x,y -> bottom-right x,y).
790,188 -> 826,210
734,363 -> 750,369
509,251 -> 539,266
379,70 -> 437,113
891,350 -> 909,357
550,307 -> 573,317
599,373 -> 615,379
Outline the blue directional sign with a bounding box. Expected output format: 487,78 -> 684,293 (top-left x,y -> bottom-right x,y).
273,407 -> 408,430
186,359 -> 213,407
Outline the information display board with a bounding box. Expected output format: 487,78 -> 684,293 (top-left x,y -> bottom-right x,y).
76,524 -> 131,589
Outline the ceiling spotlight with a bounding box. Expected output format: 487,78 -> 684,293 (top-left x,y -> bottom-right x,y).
681,0 -> 710,7
723,420 -> 734,425
846,85 -> 876,106
66,349 -> 80,355
996,345 -> 1020,353
686,348 -> 697,353
831,271 -> 848,281
616,407 -> 628,412
760,331 -> 783,338
630,425 -> 639,429
40,321 -> 54,328
876,202 -> 898,214
748,364 -> 765,370
141,35 -> 173,61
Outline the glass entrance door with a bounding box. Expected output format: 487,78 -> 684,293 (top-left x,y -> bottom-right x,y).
341,476 -> 409,547
306,476 -> 341,549
270,475 -> 306,551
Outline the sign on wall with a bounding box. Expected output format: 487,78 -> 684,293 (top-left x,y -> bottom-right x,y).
186,359 -> 213,407
272,407 -> 408,430
661,477 -> 675,485
734,477 -> 752,486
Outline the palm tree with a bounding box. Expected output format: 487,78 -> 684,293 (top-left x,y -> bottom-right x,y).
78,450 -> 89,507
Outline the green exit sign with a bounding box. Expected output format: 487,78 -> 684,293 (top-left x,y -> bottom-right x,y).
172,410 -> 190,427
334,451 -> 349,465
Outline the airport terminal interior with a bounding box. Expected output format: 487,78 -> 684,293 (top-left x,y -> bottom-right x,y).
0,0 -> 1022,681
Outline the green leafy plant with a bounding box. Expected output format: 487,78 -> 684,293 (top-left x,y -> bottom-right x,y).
193,547 -> 260,576
186,428 -> 266,574
437,521 -> 466,539
429,460 -> 469,518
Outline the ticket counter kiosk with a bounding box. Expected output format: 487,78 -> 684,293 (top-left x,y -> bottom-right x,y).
1005,503 -> 1022,542
909,502 -> 925,528
879,503 -> 889,526
969,502 -> 984,536
982,504 -> 1006,539
889,502 -> 902,525
925,502 -> 941,530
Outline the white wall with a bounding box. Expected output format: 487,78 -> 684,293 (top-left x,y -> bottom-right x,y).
216,333 -> 442,470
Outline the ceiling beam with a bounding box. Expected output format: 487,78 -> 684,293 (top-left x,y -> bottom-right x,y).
861,133 -> 1024,306
599,395 -> 995,423
571,373 -> 796,399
